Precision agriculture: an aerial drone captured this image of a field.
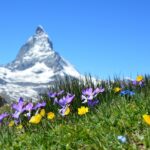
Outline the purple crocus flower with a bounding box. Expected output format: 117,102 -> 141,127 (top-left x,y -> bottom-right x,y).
24,103 -> 33,111
132,80 -> 137,86
48,92 -> 58,105
132,80 -> 144,87
12,97 -> 24,112
55,94 -> 75,116
48,90 -> 64,105
48,92 -> 57,98
12,98 -> 34,119
139,81 -> 144,86
82,88 -> 93,96
93,87 -> 105,95
24,102 -> 33,117
12,97 -> 25,119
56,94 -> 75,107
33,101 -> 46,110
12,111 -> 21,119
48,90 -> 64,98
59,106 -> 69,116
82,87 -> 104,103
88,99 -> 99,107
0,113 -> 9,122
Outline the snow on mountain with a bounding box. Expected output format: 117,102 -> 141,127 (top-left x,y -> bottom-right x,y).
0,26 -> 80,102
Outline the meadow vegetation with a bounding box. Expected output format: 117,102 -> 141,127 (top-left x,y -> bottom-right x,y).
0,75 -> 150,150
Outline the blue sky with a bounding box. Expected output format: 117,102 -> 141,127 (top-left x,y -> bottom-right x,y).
0,0 -> 150,79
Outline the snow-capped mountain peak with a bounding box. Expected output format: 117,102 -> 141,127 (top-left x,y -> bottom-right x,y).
0,26 -> 80,102
36,25 -> 45,35
6,26 -> 54,70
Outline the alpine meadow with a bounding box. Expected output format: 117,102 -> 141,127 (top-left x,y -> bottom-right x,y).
0,0 -> 150,149
0,75 -> 150,149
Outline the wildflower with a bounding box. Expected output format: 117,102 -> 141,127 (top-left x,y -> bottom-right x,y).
82,87 -> 104,98
12,97 -> 25,119
132,80 -> 137,86
117,135 -> 127,143
114,87 -> 121,93
24,102 -> 33,111
64,107 -> 70,115
143,114 -> 150,125
139,81 -> 144,87
82,87 -> 104,103
78,106 -> 89,115
29,114 -> 42,124
47,112 -> 55,120
56,94 -> 75,116
48,90 -> 64,98
120,90 -> 135,96
0,113 -> 9,122
136,75 -> 143,82
56,94 -> 75,107
33,101 -> 46,110
12,98 -> 34,119
8,121 -> 15,127
48,90 -> 64,105
24,102 -> 33,118
40,109 -> 45,117
132,80 -> 144,87
16,124 -> 23,129
59,106 -> 71,116
87,99 -> 99,107
93,87 -> 105,95
48,92 -> 57,98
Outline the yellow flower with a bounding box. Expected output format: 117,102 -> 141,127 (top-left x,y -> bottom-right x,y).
29,114 -> 42,124
47,112 -> 55,120
8,121 -> 15,127
65,107 -> 70,115
40,109 -> 45,117
78,106 -> 89,115
16,124 -> 23,129
114,87 -> 121,93
136,75 -> 143,82
143,114 -> 150,125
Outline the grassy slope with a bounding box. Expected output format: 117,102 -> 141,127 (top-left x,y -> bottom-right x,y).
0,76 -> 150,150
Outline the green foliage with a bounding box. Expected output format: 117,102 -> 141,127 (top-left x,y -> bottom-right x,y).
0,75 -> 150,149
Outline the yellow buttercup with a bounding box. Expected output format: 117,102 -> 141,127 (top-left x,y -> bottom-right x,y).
78,106 -> 89,115
47,112 -> 55,120
40,109 -> 45,117
136,75 -> 143,82
29,114 -> 42,124
8,121 -> 15,127
114,87 -> 121,93
65,107 -> 70,115
143,114 -> 150,125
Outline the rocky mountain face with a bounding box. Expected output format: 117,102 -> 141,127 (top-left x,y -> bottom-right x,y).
0,26 -> 80,102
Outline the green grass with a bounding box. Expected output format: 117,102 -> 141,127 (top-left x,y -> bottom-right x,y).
0,75 -> 150,149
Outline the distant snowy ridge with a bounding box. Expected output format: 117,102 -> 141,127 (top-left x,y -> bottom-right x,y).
0,26 -> 80,102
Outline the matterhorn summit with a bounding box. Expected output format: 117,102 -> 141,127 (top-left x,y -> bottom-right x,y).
0,26 -> 80,102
